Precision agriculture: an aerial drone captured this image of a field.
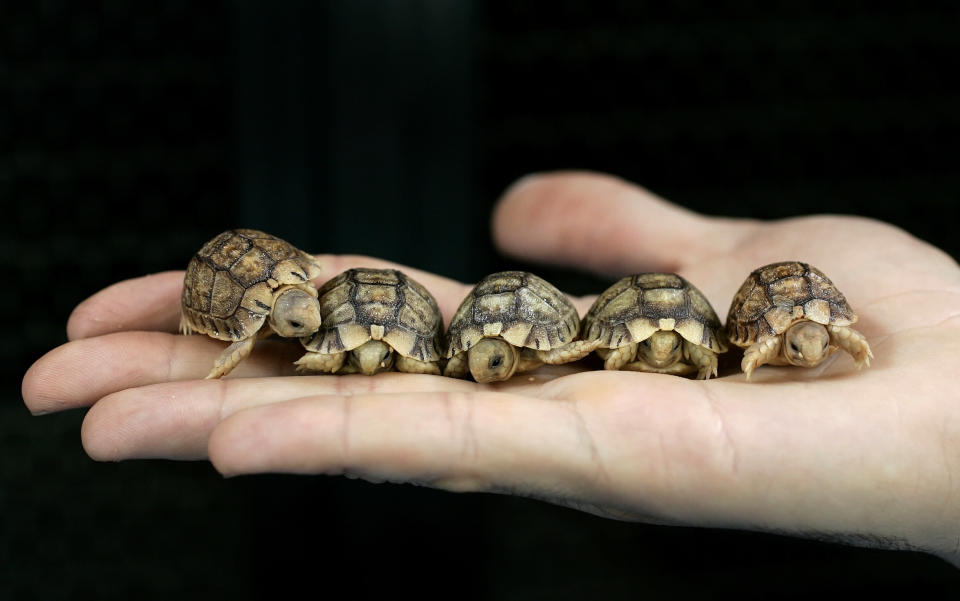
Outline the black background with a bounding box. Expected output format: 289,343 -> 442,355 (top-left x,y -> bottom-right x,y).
5,1 -> 960,599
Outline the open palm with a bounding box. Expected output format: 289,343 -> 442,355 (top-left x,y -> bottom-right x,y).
23,172 -> 960,566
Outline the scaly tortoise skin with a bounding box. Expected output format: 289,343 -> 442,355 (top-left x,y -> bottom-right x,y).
180,229 -> 322,378
582,273 -> 727,379
443,271 -> 598,382
295,268 -> 443,375
726,261 -> 873,379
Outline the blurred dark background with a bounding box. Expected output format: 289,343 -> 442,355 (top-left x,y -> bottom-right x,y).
5,1 -> 960,598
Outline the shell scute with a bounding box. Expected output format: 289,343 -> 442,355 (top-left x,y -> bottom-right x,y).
210,270 -> 245,319
500,321 -> 533,348
257,237 -> 300,261
230,248 -> 275,288
583,273 -> 725,353
185,260 -> 215,314
517,286 -> 563,325
205,233 -> 251,268
475,292 -> 517,323
446,271 -> 580,357
476,273 -> 525,295
397,299 -> 433,333
803,298 -> 832,324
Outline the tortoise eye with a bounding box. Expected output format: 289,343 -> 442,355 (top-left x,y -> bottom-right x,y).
790,342 -> 799,353
673,339 -> 681,351
288,320 -> 303,329
490,356 -> 503,368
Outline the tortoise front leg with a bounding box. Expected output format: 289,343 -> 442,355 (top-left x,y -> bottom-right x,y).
597,343 -> 637,370
207,337 -> 257,379
294,351 -> 346,374
684,342 -> 719,380
516,349 -> 544,374
442,352 -> 470,379
741,336 -> 782,381
395,355 -> 442,375
535,339 -> 600,365
828,325 -> 873,369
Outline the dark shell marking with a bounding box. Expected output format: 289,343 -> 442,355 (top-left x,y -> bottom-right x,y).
301,268 -> 443,362
726,261 -> 856,347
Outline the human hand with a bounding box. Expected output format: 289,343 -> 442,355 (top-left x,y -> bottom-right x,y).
23,172 -> 960,566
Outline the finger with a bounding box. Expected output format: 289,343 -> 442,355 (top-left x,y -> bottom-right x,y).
67,256 -> 471,340
22,332 -> 303,414
205,381 -> 744,521
67,271 -> 185,340
492,171 -> 753,276
207,391 -> 611,497
80,374 -> 475,460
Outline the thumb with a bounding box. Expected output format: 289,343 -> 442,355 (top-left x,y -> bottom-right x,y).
492,171 -> 747,275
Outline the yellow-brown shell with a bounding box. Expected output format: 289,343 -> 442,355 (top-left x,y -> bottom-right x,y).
726,261 -> 857,347
445,271 -> 580,357
301,268 -> 443,362
180,229 -> 321,341
582,273 -> 726,353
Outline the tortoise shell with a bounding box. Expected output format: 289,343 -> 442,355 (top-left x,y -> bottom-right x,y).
726,261 -> 857,347
582,273 -> 726,353
301,268 -> 443,362
180,229 -> 321,341
446,271 -> 580,357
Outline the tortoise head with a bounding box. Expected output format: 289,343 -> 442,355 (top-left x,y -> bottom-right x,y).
468,338 -> 518,383
350,340 -> 395,375
782,321 -> 831,367
270,286 -> 322,338
638,331 -> 683,368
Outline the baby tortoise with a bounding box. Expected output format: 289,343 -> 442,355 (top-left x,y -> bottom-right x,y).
295,268 -> 444,375
444,271 -> 598,382
726,261 -> 873,380
180,229 -> 322,378
582,273 -> 727,379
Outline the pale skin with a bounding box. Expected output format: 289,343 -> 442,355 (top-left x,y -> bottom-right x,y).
295,340 -> 442,376
21,172 -> 960,566
741,320 -> 874,380
597,331 -> 719,380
